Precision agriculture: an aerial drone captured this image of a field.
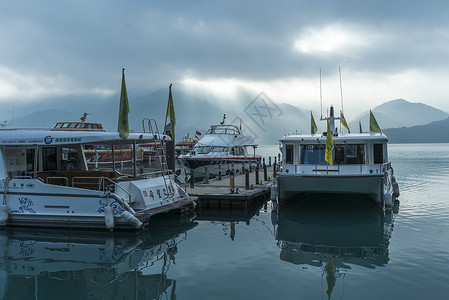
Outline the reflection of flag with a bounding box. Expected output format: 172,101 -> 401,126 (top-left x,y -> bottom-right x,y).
325,257 -> 336,299
340,112 -> 350,133
325,120 -> 334,166
311,112 -> 317,134
359,121 -> 363,133
164,84 -> 176,140
370,110 -> 381,132
118,68 -> 130,139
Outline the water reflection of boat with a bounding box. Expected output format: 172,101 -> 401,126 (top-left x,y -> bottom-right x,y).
273,195 -> 396,298
195,199 -> 267,241
0,213 -> 197,299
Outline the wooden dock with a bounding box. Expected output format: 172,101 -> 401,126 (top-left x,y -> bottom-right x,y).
183,166 -> 276,208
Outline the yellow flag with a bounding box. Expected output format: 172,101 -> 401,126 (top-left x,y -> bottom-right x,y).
164,84 -> 176,141
118,68 -> 130,139
311,112 -> 317,134
370,110 -> 381,132
340,112 -> 350,133
325,120 -> 334,166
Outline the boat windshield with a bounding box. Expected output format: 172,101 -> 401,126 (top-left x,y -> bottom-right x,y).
194,146 -> 229,154
206,127 -> 239,135
299,144 -> 365,165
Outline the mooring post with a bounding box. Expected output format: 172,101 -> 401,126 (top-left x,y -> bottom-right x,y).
218,164 -> 222,180
269,156 -> 272,167
263,159 -> 267,181
190,170 -> 194,188
204,166 -> 209,184
273,160 -> 277,178
245,169 -> 250,189
255,164 -> 259,185
230,171 -> 235,191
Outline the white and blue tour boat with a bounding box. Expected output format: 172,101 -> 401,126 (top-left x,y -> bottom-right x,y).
277,106 -> 399,209
0,121 -> 196,230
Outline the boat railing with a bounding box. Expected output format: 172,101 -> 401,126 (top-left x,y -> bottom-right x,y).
72,176 -> 104,190
12,176 -> 33,179
101,177 -> 133,204
70,176 -> 133,203
46,177 -> 69,186
292,163 -> 386,175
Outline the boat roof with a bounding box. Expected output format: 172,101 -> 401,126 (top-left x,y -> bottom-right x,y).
279,132 -> 388,143
52,121 -> 105,132
0,129 -> 170,146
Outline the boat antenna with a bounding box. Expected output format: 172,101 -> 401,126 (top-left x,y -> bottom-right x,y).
220,114 -> 226,125
339,66 -> 344,114
320,68 -> 323,119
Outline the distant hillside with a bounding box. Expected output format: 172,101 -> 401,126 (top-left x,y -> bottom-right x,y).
9,93 -> 449,144
384,117 -> 449,143
349,99 -> 449,130
10,88 -> 311,145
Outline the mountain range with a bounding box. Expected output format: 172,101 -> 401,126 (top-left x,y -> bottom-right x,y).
5,88 -> 449,144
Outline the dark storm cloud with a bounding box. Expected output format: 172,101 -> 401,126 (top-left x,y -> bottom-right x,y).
1,0 -> 449,103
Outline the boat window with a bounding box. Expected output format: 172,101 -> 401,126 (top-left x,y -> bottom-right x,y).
61,123 -> 70,128
231,147 -> 244,156
285,144 -> 294,164
42,147 -> 57,171
300,145 -> 327,165
334,144 -> 365,165
69,123 -> 78,128
61,147 -> 79,171
373,143 -> 384,164
212,146 -> 228,152
26,148 -> 35,172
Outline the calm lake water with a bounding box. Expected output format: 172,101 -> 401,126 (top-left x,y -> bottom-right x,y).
1,143 -> 448,300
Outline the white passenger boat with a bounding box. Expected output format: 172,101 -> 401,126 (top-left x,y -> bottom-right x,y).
178,115 -> 261,178
277,106 -> 399,208
0,124 -> 196,230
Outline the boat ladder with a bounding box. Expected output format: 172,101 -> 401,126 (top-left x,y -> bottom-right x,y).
142,118 -> 175,198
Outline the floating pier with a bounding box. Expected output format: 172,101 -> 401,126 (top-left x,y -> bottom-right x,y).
184,165 -> 276,208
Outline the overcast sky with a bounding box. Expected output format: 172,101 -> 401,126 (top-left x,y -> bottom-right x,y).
1,0 -> 449,118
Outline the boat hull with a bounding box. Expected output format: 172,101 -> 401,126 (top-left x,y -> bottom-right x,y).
0,177 -> 197,230
277,173 -> 386,206
178,157 -> 261,178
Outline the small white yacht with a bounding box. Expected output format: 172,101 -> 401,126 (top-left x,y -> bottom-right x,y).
178,115 -> 261,178
0,120 -> 196,230
277,106 -> 399,208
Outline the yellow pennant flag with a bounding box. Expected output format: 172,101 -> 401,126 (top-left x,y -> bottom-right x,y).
118,68 -> 130,139
325,120 -> 334,166
311,112 -> 317,134
340,112 -> 350,133
164,84 -> 176,141
370,110 -> 381,132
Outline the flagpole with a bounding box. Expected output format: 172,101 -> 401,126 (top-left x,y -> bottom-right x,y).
164,84 -> 172,131
339,67 -> 344,114
320,68 -> 323,119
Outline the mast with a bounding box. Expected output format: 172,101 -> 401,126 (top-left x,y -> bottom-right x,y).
339,67 -> 344,114
320,68 -> 323,119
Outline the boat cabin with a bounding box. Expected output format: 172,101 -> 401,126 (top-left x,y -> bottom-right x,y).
280,133 -> 389,175
0,130 -> 162,189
